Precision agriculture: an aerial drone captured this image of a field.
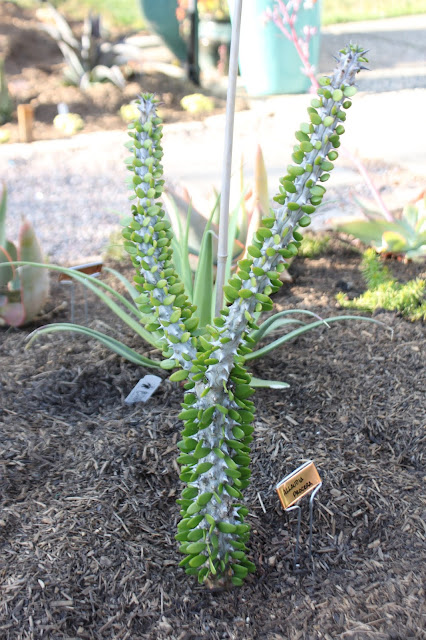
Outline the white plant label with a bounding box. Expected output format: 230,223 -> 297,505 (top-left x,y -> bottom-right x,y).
125,375 -> 162,404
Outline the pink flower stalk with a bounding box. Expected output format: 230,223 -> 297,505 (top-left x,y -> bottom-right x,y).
265,0 -> 319,91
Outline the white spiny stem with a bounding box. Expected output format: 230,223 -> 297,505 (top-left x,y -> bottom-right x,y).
177,47 -> 368,584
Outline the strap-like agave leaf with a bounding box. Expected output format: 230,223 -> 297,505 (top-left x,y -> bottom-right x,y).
5,261 -> 160,346
0,243 -> 16,288
250,376 -> 289,389
26,323 -> 162,368
102,266 -> 140,300
251,309 -> 324,343
245,315 -> 386,361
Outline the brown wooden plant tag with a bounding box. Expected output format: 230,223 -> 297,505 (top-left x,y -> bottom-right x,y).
276,460 -> 321,510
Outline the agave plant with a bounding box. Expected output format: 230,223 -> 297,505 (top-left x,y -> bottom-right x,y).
40,3 -> 142,89
164,144 -> 270,276
0,186 -> 49,327
24,140 -> 357,389
337,192 -> 426,260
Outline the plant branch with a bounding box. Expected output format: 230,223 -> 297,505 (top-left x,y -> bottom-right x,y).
177,45 -> 369,587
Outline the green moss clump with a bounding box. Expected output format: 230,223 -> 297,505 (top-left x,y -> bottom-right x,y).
298,233 -> 330,258
337,248 -> 426,321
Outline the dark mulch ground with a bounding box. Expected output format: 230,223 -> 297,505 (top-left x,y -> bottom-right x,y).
0,2 -> 239,144
1,241 -> 425,639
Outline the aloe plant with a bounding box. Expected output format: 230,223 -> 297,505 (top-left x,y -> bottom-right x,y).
163,143 -> 268,276
119,45 -> 369,587
0,186 -> 49,327
337,192 -> 426,260
40,3 -> 142,89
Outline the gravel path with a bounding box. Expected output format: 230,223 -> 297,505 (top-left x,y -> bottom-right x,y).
3,131 -> 129,264
2,14 -> 426,265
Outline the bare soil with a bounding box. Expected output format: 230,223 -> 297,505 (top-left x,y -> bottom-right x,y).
0,2 -> 235,144
1,241 -> 425,639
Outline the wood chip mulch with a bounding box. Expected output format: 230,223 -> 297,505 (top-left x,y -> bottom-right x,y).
1,243 -> 425,639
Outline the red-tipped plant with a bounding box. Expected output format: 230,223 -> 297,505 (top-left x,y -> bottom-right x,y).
0,186 -> 49,326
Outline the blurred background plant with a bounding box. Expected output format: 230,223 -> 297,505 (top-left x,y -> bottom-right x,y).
0,59 -> 13,125
53,111 -> 84,134
120,102 -> 141,123
298,231 -> 330,257
180,93 -> 215,113
264,0 -> 320,91
337,248 -> 426,321
337,192 -> 426,261
39,2 -> 143,89
0,185 -> 50,327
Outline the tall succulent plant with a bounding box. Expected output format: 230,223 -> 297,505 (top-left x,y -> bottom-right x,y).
123,45 -> 368,587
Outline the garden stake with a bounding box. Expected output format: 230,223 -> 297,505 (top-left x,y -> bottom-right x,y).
309,483 -> 322,559
215,0 -> 243,316
58,261 -> 103,324
287,502 -> 302,570
286,482 -> 321,571
123,44 -> 368,587
17,104 -> 34,143
186,0 -> 200,85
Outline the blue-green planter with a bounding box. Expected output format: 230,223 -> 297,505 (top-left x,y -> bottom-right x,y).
230,0 -> 322,95
139,0 -> 187,63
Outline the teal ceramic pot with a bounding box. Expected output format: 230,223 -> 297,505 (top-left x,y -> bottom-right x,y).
229,0 -> 322,95
139,0 -> 187,62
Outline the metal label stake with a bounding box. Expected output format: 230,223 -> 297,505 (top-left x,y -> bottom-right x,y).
276,460 -> 322,571
58,260 -> 103,324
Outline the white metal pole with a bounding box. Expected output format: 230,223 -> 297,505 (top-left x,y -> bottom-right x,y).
214,0 -> 243,317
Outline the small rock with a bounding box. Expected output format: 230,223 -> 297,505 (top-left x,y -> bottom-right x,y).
158,617 -> 173,635
99,556 -> 112,568
335,279 -> 353,291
